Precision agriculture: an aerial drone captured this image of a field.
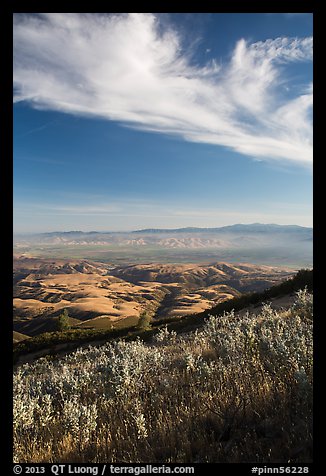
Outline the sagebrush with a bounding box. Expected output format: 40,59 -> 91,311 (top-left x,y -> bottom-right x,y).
13,288 -> 313,463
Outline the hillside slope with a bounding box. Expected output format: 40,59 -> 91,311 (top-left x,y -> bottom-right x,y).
13,269 -> 312,362
13,284 -> 313,463
13,258 -> 293,337
13,331 -> 30,344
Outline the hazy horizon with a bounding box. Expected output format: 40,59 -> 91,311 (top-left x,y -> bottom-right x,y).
14,13 -> 312,234
13,221 -> 313,236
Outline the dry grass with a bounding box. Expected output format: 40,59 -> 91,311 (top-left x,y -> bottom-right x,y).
13,331 -> 30,343
13,289 -> 312,463
14,273 -> 166,334
14,259 -> 293,335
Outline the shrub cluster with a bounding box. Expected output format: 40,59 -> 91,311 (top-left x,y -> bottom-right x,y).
13,289 -> 313,463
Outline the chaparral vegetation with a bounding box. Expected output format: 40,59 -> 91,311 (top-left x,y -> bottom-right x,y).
13,288 -> 312,463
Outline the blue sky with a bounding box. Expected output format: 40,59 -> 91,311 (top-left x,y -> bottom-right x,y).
13,13 -> 313,233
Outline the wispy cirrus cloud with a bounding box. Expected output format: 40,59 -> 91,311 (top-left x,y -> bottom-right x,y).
18,119 -> 58,138
13,13 -> 313,165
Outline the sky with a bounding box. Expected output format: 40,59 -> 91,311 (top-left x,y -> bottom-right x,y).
13,13 -> 313,233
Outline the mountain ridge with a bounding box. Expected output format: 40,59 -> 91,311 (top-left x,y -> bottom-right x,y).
14,223 -> 312,237
13,223 -> 313,269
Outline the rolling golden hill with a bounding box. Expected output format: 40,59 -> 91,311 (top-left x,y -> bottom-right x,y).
13,257 -> 294,338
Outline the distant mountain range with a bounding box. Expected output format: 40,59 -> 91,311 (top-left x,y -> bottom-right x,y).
13,223 -> 312,268
133,223 -> 312,234
15,223 -> 312,238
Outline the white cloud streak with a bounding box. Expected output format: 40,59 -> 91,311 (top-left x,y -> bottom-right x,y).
13,13 -> 313,165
